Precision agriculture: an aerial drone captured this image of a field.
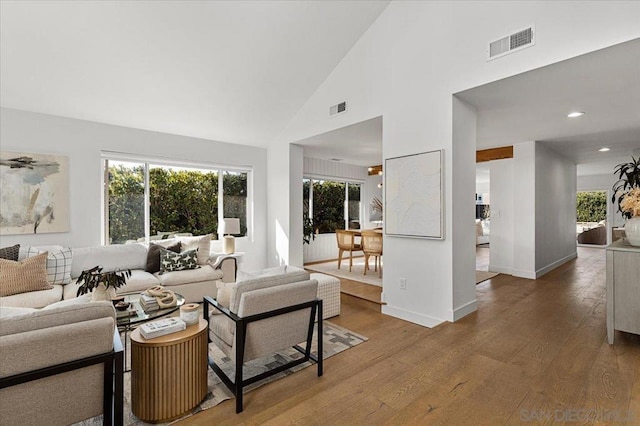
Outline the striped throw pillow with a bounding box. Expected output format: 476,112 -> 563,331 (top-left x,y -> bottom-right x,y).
0,252 -> 52,297
26,247 -> 73,285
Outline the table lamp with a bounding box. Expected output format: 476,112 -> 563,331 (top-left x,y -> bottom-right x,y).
221,218 -> 240,254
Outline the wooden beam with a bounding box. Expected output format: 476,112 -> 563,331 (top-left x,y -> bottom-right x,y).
367,165 -> 383,176
476,146 -> 513,163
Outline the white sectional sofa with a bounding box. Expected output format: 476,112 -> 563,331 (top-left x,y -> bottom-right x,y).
0,239 -> 236,309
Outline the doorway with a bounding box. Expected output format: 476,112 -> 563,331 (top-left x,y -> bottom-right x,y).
576,190 -> 608,246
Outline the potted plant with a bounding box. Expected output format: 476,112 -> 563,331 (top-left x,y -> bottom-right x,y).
612,156 -> 640,246
76,265 -> 131,301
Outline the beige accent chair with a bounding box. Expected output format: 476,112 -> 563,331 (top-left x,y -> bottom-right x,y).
335,230 -> 362,272
0,301 -> 123,425
361,230 -> 383,278
204,266 -> 323,413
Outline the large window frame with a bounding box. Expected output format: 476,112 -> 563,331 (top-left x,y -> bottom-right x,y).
102,152 -> 252,245
303,175 -> 363,234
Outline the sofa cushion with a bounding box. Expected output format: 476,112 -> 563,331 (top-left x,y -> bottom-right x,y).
155,265 -> 222,287
146,241 -> 181,273
0,252 -> 53,297
0,244 -> 20,261
26,247 -> 73,285
0,306 -> 37,318
71,243 -> 147,279
43,293 -> 92,310
159,248 -> 199,274
0,285 -> 64,309
208,314 -> 235,347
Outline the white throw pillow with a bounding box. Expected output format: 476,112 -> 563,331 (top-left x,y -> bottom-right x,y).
26,247 -> 73,285
177,234 -> 212,265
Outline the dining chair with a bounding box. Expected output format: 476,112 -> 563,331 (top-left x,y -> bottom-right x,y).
361,230 -> 383,278
335,230 -> 362,272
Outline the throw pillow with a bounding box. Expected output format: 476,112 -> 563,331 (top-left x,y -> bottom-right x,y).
159,248 -> 200,274
26,247 -> 73,285
178,234 -> 212,265
215,281 -> 234,310
145,241 -> 181,273
0,244 -> 20,261
0,252 -> 53,297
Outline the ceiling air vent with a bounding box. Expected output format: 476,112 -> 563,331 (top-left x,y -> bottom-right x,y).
487,26 -> 535,61
329,101 -> 347,116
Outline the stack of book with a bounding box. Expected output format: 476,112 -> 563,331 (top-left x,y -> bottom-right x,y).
116,303 -> 138,318
139,317 -> 186,339
140,294 -> 159,312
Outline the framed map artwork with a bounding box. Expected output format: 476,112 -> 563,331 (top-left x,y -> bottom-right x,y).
0,151 -> 70,235
385,149 -> 444,239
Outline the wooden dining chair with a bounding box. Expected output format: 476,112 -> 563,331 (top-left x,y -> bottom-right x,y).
361,230 -> 383,278
335,230 -> 362,272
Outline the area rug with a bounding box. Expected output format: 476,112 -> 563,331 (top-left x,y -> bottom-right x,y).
80,321 -> 367,425
305,257 -> 382,286
476,270 -> 499,285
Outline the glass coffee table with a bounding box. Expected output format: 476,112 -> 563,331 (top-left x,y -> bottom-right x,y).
116,292 -> 186,371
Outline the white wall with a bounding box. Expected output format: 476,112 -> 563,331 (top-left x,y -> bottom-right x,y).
489,142 -> 577,278
535,143 -> 577,276
0,108 -> 268,272
488,158 -> 514,274
269,1 -> 640,326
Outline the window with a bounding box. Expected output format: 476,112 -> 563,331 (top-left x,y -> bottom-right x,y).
104,157 -> 249,244
303,178 -> 362,234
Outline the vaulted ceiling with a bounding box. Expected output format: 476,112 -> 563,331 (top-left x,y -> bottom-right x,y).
0,1 -> 389,146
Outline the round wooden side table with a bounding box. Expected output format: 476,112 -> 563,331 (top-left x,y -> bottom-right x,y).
130,319 -> 208,423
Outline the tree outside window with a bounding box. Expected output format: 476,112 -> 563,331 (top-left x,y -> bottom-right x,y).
105,159 -> 249,244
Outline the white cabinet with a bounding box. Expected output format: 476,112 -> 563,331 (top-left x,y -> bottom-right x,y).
606,239 -> 640,344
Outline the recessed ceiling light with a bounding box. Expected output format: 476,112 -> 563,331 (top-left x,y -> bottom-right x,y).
567,111 -> 585,118
598,147 -> 610,152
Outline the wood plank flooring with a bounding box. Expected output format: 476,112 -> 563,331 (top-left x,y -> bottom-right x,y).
182,247 -> 640,425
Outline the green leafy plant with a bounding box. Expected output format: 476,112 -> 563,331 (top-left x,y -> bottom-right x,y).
76,266 -> 131,297
612,156 -> 640,219
576,191 -> 607,222
303,212 -> 316,245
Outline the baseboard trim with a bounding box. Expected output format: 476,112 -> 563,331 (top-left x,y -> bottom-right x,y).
451,299 -> 478,321
381,305 -> 444,328
535,252 -> 577,278
488,265 -> 514,275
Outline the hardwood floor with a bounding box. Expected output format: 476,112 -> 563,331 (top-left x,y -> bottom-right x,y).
182,247 -> 640,425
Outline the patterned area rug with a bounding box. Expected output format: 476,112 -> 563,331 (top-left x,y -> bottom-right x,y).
305,258 -> 382,286
80,321 -> 367,425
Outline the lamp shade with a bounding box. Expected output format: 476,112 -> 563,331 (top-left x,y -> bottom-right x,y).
220,218 -> 240,235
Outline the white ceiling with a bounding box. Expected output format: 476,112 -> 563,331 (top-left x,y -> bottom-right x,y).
0,0 -> 389,146
457,37 -> 640,177
296,116 -> 382,167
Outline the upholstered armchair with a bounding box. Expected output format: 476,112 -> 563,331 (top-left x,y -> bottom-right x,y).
0,301 -> 123,425
204,266 -> 323,413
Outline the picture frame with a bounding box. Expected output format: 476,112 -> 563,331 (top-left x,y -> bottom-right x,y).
384,149 -> 444,239
0,151 -> 70,235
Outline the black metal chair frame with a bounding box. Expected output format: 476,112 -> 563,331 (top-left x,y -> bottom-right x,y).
0,329 -> 124,426
204,295 -> 323,413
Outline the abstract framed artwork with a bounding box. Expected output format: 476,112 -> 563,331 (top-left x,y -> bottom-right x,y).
385,149 -> 444,239
0,151 -> 70,235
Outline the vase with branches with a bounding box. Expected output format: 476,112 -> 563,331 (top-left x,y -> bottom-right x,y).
76,265 -> 131,301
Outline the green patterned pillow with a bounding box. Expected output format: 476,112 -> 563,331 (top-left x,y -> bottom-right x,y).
159,248 -> 199,274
